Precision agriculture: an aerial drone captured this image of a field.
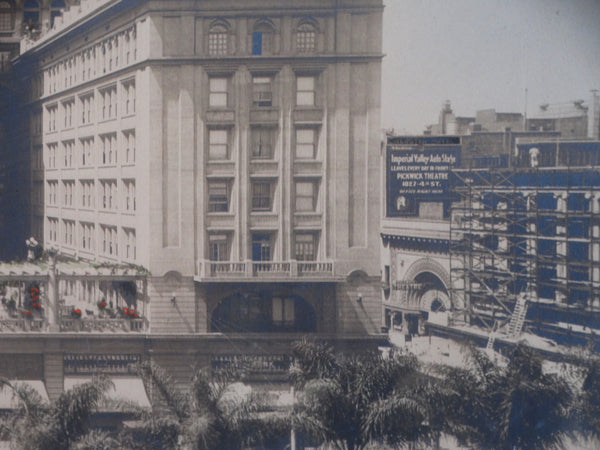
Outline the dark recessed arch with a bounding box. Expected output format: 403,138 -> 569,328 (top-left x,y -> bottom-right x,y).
210,291 -> 316,333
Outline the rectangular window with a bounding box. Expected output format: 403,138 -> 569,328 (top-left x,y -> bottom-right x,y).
80,93 -> 94,124
100,180 -> 118,210
295,181 -> 317,211
80,222 -> 95,251
100,133 -> 118,165
208,181 -> 229,212
47,181 -> 58,205
251,126 -> 274,159
63,140 -> 75,168
252,76 -> 272,107
63,181 -> 75,207
122,79 -> 136,115
33,145 -> 43,169
48,218 -> 58,242
33,181 -> 43,205
296,76 -> 315,106
99,85 -> 117,120
80,180 -> 94,208
80,137 -> 94,166
62,99 -> 74,128
252,233 -> 272,262
209,234 -> 230,261
46,105 -> 57,132
252,31 -> 263,55
209,77 -> 228,108
63,220 -> 75,246
124,228 -> 136,260
101,225 -> 118,256
46,143 -> 58,168
123,179 -> 136,212
252,181 -> 273,211
31,111 -> 42,136
208,128 -> 229,160
295,128 -> 317,159
272,297 -> 295,326
208,26 -> 228,55
123,130 -> 136,163
294,233 -> 316,261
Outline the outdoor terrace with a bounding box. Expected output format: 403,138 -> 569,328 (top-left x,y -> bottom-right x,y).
0,257 -> 148,333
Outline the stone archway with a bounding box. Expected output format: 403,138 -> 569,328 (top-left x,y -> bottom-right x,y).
402,258 -> 453,328
403,257 -> 451,291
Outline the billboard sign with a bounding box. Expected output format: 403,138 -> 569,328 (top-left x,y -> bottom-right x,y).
386,138 -> 460,217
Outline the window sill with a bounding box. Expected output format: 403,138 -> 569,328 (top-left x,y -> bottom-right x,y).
294,210 -> 320,216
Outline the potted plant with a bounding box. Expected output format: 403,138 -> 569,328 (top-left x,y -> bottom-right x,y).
97,299 -> 107,310
71,308 -> 82,319
22,309 -> 33,318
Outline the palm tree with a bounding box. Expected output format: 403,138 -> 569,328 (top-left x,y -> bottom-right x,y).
570,354 -> 600,445
439,343 -> 573,450
289,339 -> 431,450
134,360 -> 289,450
0,376 -> 115,450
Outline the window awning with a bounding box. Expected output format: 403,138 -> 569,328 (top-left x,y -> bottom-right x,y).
64,376 -> 151,410
0,380 -> 49,409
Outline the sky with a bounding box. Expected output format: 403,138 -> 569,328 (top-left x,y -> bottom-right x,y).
382,0 -> 600,134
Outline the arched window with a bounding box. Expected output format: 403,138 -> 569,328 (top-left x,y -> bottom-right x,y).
252,20 -> 274,55
296,19 -> 317,53
23,0 -> 39,26
208,21 -> 229,56
50,0 -> 66,28
0,1 -> 14,31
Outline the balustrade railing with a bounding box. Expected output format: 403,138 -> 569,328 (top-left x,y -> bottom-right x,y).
197,260 -> 335,279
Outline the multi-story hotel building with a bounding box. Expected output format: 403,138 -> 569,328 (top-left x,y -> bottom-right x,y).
15,0 -> 384,341
1,1 -> 79,259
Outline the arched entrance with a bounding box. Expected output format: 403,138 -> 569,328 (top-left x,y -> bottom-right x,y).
210,291 -> 316,333
414,271 -> 450,327
387,259 -> 452,335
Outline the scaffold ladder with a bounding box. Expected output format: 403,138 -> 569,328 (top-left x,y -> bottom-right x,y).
486,321 -> 498,351
508,295 -> 528,338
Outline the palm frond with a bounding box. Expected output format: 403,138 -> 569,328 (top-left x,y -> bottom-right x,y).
138,361 -> 190,421
363,393 -> 428,446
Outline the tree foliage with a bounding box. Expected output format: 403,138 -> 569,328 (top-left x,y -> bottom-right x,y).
439,343 -> 574,450
0,376 -> 113,450
290,339 -> 430,450
135,360 -> 289,450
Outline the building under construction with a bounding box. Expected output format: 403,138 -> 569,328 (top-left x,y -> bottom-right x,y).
450,140 -> 600,350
